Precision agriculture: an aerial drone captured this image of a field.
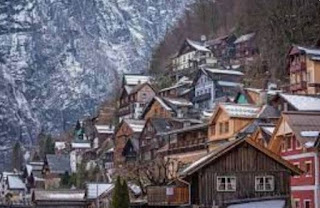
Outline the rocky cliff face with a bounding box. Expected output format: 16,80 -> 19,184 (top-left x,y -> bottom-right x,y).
0,0 -> 192,169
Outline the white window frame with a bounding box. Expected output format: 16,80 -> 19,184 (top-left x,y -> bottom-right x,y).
305,161 -> 312,177
304,199 -> 311,208
255,175 -> 275,192
217,176 -> 236,192
294,198 -> 300,208
293,162 -> 300,178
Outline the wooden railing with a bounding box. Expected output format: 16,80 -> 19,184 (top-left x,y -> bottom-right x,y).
147,186 -> 189,206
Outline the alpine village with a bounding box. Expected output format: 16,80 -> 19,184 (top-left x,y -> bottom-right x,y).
3,6 -> 320,208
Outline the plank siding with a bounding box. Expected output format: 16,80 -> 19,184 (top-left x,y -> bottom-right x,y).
190,142 -> 291,207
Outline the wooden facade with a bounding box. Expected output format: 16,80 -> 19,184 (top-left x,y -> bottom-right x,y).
287,46 -> 320,95
234,33 -> 257,61
147,185 -> 189,206
180,139 -> 301,208
143,97 -> 174,120
208,104 -> 260,150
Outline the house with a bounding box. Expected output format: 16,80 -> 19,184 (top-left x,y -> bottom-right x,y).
171,37 -> 215,80
70,140 -> 92,172
206,34 -> 237,65
286,45 -> 320,94
0,173 -> 27,205
85,183 -> 114,208
157,123 -> 209,166
42,154 -> 71,189
139,117 -> 183,161
94,124 -> 115,148
234,87 -> 281,106
158,76 -> 193,99
119,81 -> 156,120
234,32 -> 257,62
141,96 -> 193,120
32,189 -> 86,208
114,119 -> 145,166
24,161 -> 45,190
207,103 -> 261,149
193,68 -> 244,110
251,123 -> 276,148
269,111 -> 320,208
270,93 -> 320,112
147,138 -> 301,208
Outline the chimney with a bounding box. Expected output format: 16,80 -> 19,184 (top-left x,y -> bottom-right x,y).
200,35 -> 207,43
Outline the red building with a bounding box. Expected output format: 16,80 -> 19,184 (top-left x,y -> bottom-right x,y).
269,111 -> 320,208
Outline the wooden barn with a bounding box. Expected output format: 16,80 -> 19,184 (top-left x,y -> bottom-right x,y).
147,138 -> 302,208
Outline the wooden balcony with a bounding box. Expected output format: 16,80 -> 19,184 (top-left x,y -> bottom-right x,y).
290,81 -> 307,92
290,62 -> 306,73
147,186 -> 189,206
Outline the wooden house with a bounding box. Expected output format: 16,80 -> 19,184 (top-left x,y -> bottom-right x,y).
173,138 -> 302,208
32,189 -> 86,208
193,68 -> 243,110
139,118 -> 183,161
119,81 -> 156,120
158,76 -> 193,99
286,45 -> 320,94
94,124 -> 115,148
141,96 -> 193,120
251,123 -> 276,148
206,34 -> 237,64
157,123 -> 208,166
171,37 -> 215,80
234,88 -> 281,106
208,103 -> 261,149
42,154 -> 71,190
114,119 -> 145,166
234,32 -> 258,62
269,111 -> 320,208
270,93 -> 320,112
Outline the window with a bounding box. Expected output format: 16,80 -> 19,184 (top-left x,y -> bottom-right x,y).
219,123 -> 223,134
286,135 -> 292,151
211,124 -> 216,136
293,162 -> 300,178
255,176 -> 274,192
304,200 -> 311,208
224,122 -> 229,133
305,161 -> 312,177
294,199 -> 300,208
217,176 -> 236,192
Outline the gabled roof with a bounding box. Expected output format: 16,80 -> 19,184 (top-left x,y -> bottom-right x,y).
180,138 -> 302,176
86,183 -> 114,199
276,93 -> 320,111
147,118 -> 175,134
289,45 -> 320,57
280,111 -> 320,147
186,39 -> 211,52
213,103 -> 261,120
129,82 -> 156,95
257,105 -> 281,119
46,154 -> 71,174
124,119 -> 146,133
159,76 -> 192,93
123,74 -> 151,86
234,33 -> 255,44
95,125 -> 115,134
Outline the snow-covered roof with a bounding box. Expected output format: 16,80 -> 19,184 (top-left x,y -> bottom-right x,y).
86,183 -> 114,199
95,125 -> 115,134
124,119 -> 146,133
205,68 -> 244,76
234,33 -> 255,44
297,46 -> 320,56
221,103 -> 261,118
163,97 -> 193,107
228,200 -> 285,208
128,184 -> 142,195
154,96 -> 172,111
55,141 -> 66,150
217,81 -> 242,87
159,76 -> 192,92
34,190 -> 85,201
262,127 -> 275,135
8,175 -> 26,190
186,39 -> 211,52
124,75 -> 151,86
301,131 -> 320,137
71,142 -> 91,149
279,93 -> 320,111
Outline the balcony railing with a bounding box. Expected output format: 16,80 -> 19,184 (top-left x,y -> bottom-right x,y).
147,186 -> 189,206
290,62 -> 306,73
290,81 -> 307,92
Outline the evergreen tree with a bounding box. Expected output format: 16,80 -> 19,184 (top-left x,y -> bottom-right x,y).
111,176 -> 122,208
121,179 -> 130,208
12,142 -> 22,171
61,171 -> 71,188
45,135 -> 55,155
